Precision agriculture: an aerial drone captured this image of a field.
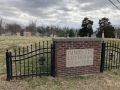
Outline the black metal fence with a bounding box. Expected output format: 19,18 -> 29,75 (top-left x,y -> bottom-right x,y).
6,41 -> 55,80
6,40 -> 120,80
101,40 -> 120,71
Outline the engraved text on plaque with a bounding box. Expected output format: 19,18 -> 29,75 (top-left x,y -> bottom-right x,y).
66,49 -> 94,67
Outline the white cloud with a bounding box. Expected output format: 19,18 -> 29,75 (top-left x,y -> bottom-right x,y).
0,0 -> 120,29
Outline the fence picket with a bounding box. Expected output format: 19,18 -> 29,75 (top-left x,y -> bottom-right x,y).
31,45 -> 33,77
14,49 -> 17,79
19,48 -> 21,78
108,41 -> 111,70
117,42 -> 119,69
113,41 -> 116,67
43,41 -> 45,74
106,41 -> 108,70
35,43 -> 37,76
6,41 -> 55,80
39,42 -> 41,77
102,40 -> 120,71
27,46 -> 29,76
115,42 -> 117,69
47,41 -> 49,76
23,47 -> 25,77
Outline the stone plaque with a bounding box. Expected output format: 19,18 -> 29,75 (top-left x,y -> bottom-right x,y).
66,49 -> 94,67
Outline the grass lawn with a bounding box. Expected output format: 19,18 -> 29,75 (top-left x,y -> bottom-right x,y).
0,36 -> 120,90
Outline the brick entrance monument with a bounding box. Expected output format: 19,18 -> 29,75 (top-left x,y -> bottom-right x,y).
53,38 -> 102,76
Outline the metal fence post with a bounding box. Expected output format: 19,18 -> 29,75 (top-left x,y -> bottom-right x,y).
51,41 -> 56,77
9,52 -> 13,80
100,42 -> 106,72
6,50 -> 10,81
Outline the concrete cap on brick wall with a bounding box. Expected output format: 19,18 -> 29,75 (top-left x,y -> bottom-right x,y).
53,37 -> 103,42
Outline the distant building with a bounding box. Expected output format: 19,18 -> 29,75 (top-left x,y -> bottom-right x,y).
35,32 -> 40,36
16,32 -> 21,36
23,31 -> 32,36
2,32 -> 12,36
1,34 -> 5,36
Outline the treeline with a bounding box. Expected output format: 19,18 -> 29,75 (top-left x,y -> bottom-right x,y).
0,17 -> 119,38
0,19 -> 78,37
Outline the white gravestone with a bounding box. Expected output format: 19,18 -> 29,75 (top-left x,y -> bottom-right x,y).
66,49 -> 94,67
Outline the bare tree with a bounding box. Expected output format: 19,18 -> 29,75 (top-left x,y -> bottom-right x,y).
0,18 -> 3,35
25,20 -> 37,35
5,23 -> 22,34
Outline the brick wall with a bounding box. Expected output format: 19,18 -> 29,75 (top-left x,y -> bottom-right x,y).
53,38 -> 102,76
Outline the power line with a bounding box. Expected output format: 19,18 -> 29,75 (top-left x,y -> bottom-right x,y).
117,0 -> 120,4
103,0 -> 113,9
108,0 -> 120,10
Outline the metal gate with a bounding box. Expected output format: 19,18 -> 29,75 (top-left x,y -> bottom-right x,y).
101,41 -> 120,72
6,41 -> 55,80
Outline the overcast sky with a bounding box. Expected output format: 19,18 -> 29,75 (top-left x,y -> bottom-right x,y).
0,0 -> 120,29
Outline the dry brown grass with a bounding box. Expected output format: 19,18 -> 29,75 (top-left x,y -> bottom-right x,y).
0,70 -> 120,90
0,36 -> 120,90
